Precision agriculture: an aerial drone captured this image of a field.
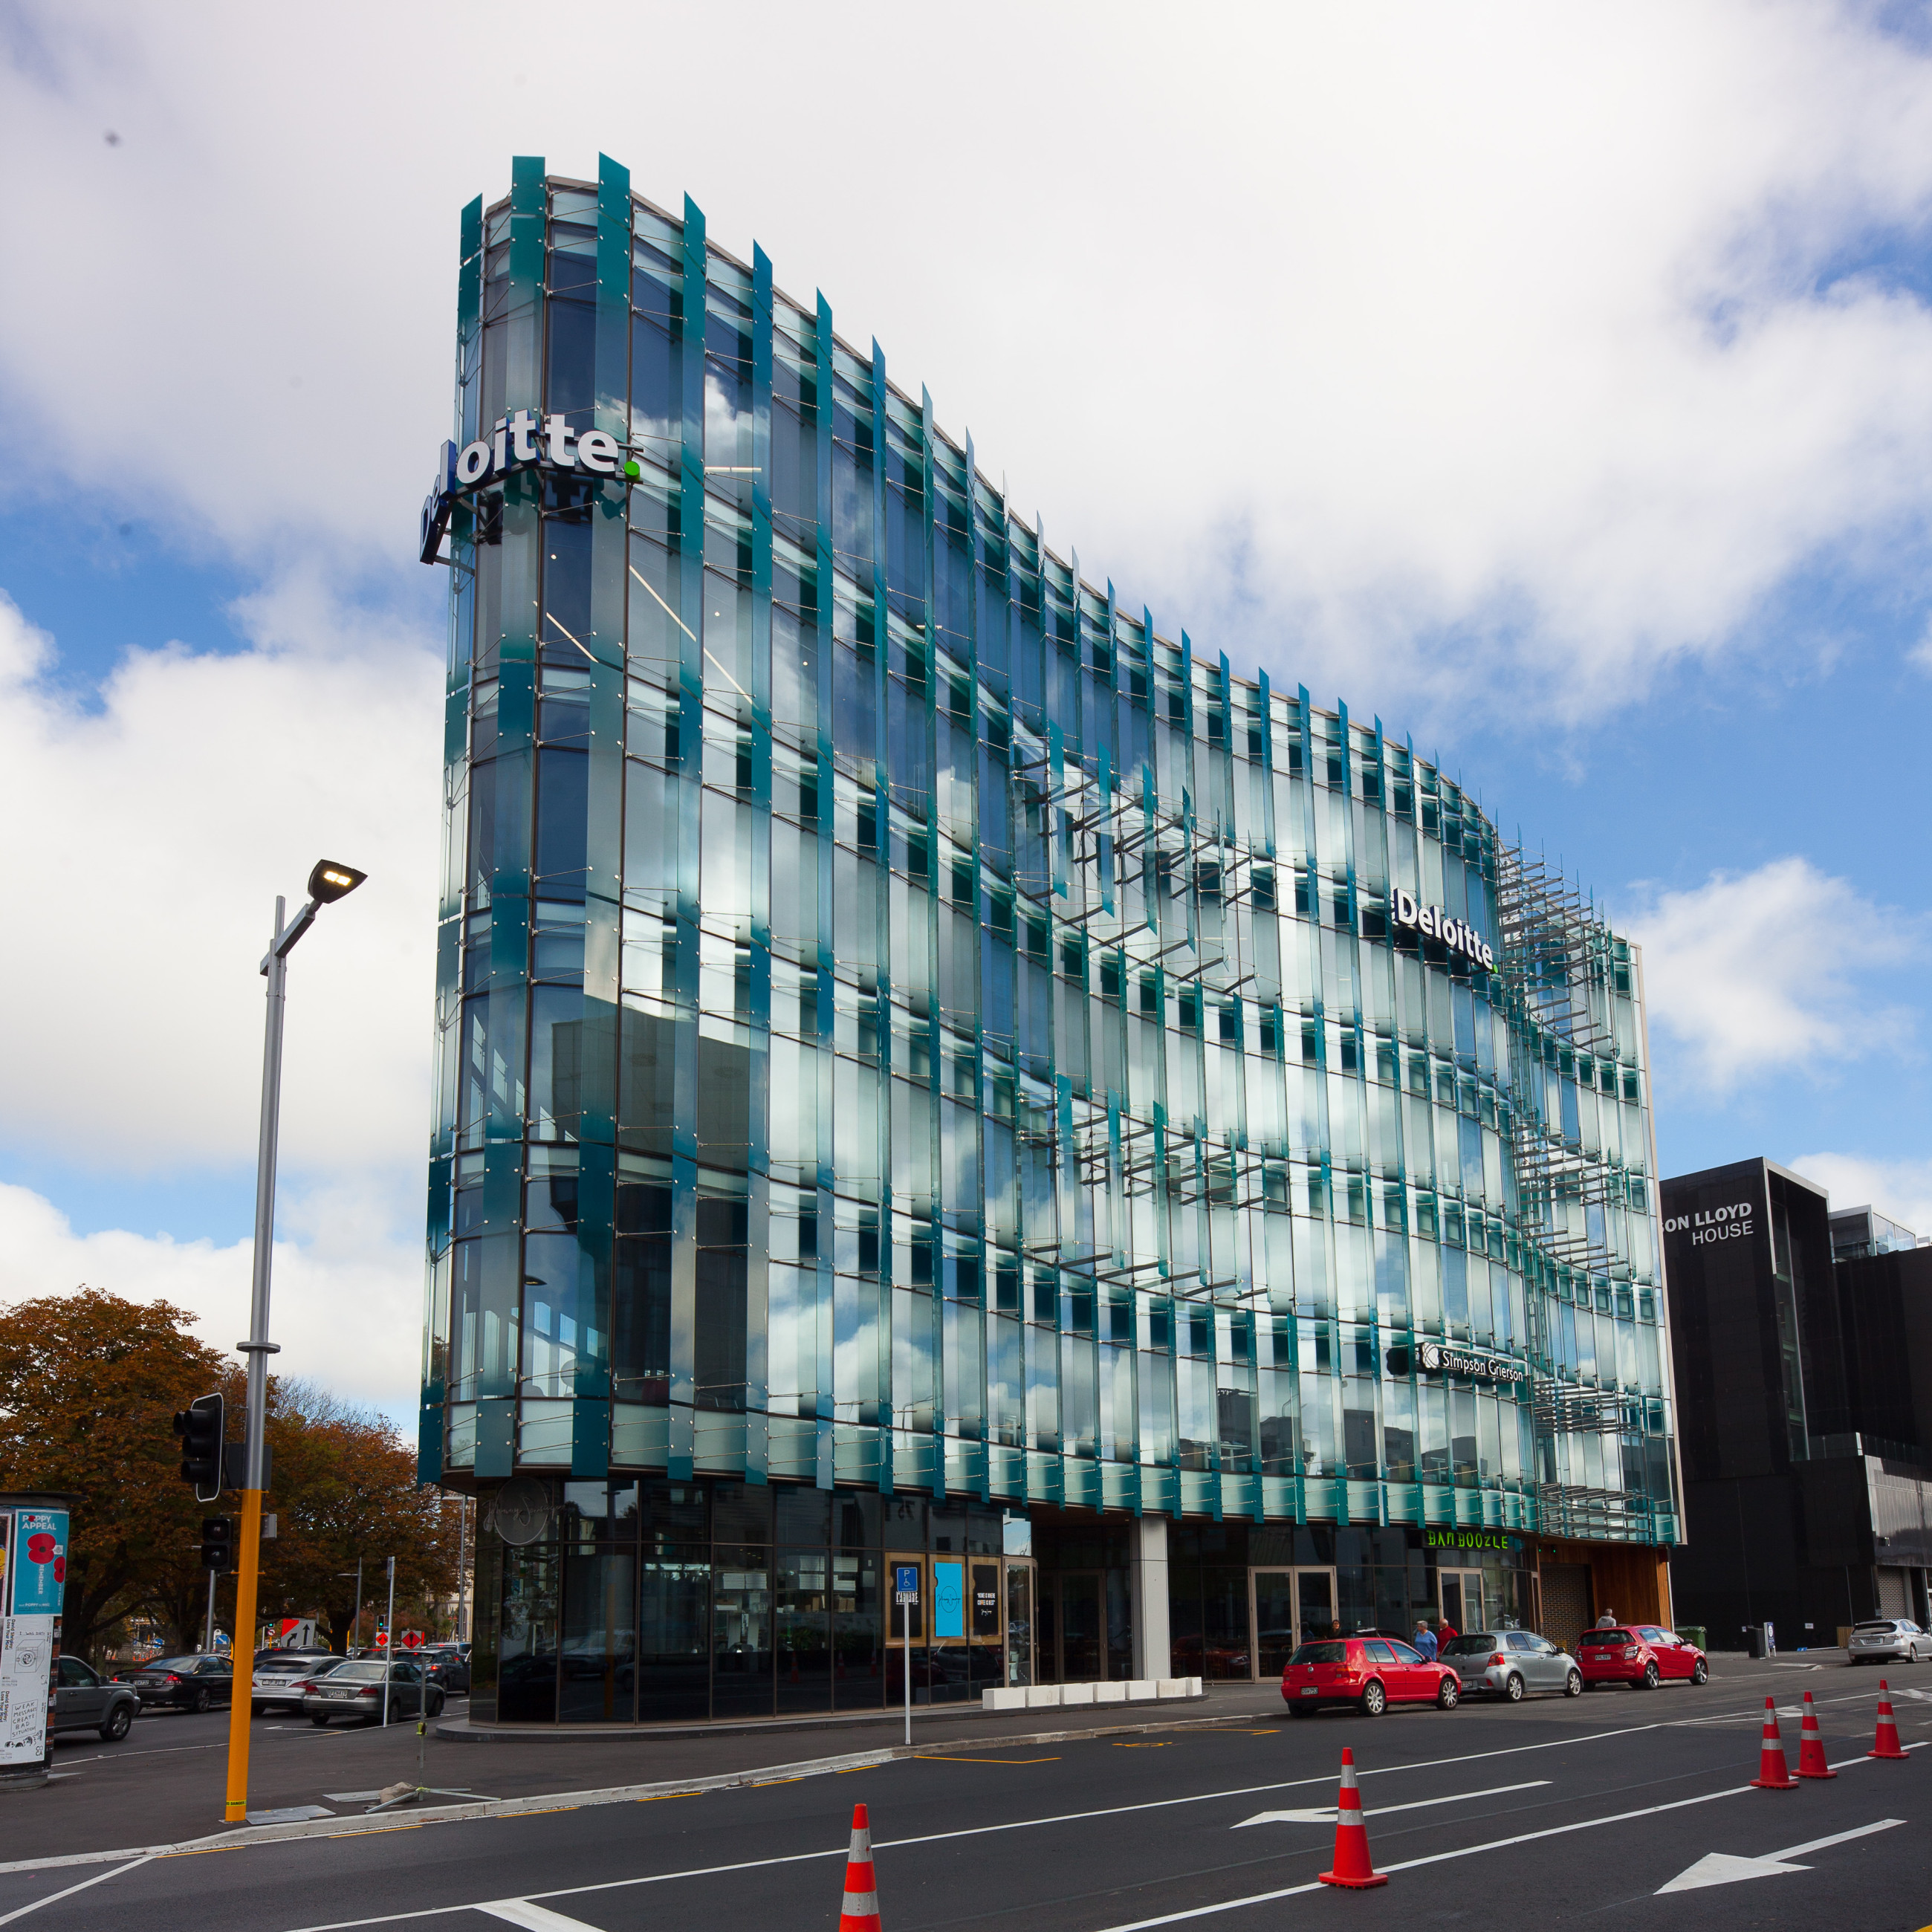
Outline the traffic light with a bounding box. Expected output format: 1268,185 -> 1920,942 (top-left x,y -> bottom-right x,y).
201,1517 -> 235,1572
172,1392 -> 225,1503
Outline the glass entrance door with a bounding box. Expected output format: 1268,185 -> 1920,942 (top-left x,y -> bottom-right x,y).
1004,1561 -> 1034,1686
1248,1568 -> 1338,1680
1439,1568 -> 1484,1635
1059,1572 -> 1103,1681
1251,1570 -> 1298,1681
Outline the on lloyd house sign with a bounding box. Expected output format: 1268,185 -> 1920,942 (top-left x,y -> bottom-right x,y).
1662,1201 -> 1756,1247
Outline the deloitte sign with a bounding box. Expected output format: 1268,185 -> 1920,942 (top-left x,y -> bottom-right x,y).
1390,889 -> 1494,972
420,410 -> 641,563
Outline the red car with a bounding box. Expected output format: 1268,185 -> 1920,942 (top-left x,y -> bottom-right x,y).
1282,1636 -> 1462,1716
1575,1624 -> 1708,1690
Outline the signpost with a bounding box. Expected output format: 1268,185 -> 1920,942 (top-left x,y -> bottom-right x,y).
895,1565 -> 919,1745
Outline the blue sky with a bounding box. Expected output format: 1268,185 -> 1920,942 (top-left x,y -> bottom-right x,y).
4,3 -> 1931,1420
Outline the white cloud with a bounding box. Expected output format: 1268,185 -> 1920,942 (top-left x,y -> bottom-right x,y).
4,5 -> 1932,721
1783,1152 -> 1932,1244
0,586 -> 442,1175
0,1179 -> 422,1422
1628,855 -> 1916,1094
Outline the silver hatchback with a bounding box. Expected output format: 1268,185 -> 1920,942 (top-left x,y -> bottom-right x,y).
1848,1618 -> 1932,1664
1440,1630 -> 1583,1702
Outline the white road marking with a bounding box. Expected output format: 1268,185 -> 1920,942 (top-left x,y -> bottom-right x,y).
1233,1780 -> 1549,1826
477,1907 -> 601,1931
0,1858 -> 153,1928
1656,1818 -> 1905,1893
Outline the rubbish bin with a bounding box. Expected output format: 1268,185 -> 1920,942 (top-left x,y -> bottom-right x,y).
1746,1625 -> 1767,1659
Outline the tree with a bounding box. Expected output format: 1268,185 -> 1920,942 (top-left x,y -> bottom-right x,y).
0,1289 -> 460,1660
0,1288 -> 229,1659
254,1381 -> 459,1651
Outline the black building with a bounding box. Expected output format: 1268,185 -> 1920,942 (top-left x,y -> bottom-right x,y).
1663,1158 -> 1932,1647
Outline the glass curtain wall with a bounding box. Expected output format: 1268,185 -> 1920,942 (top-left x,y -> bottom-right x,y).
423,156 -> 1679,1590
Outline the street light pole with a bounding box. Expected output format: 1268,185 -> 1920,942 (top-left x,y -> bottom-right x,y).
222,861 -> 365,1827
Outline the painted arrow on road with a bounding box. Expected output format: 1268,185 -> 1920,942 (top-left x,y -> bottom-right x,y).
1234,1780 -> 1549,1829
1656,1819 -> 1905,1893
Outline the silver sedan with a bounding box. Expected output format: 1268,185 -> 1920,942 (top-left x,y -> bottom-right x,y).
1848,1619 -> 1932,1664
1439,1630 -> 1583,1701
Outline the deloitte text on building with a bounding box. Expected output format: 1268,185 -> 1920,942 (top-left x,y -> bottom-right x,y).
418,157 -> 1680,1722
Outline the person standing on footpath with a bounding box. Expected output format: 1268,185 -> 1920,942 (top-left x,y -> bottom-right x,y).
1413,1620 -> 1438,1662
1436,1614 -> 1458,1653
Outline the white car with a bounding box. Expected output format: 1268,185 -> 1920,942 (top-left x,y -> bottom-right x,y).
1847,1618 -> 1932,1664
250,1650 -> 343,1714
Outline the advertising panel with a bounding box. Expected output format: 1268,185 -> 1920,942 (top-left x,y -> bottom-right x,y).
0,1508 -> 63,1769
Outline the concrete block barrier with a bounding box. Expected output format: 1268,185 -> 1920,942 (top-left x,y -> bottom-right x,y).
985,1676 -> 1205,1711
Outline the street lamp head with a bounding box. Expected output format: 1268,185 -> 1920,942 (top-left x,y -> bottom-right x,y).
308,860 -> 367,905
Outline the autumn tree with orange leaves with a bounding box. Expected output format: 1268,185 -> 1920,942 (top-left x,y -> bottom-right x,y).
0,1289 -> 458,1660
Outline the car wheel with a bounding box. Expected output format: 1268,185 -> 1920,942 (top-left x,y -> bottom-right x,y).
310,1714 -> 331,1727
1565,1669 -> 1583,1698
1504,1673 -> 1525,1704
99,1705 -> 132,1743
1436,1676 -> 1459,1711
1359,1679 -> 1387,1717
251,1702 -> 265,1717
189,1687 -> 210,1715
1691,1659 -> 1708,1685
1642,1663 -> 1660,1690
431,1690 -> 445,1717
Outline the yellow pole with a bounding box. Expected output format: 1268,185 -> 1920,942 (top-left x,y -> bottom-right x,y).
223,1489 -> 262,1822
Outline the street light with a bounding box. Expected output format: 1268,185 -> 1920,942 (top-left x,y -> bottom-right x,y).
222,858 -> 366,1826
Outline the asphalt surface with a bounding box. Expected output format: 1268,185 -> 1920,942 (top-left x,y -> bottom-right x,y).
2,1656 -> 1929,1931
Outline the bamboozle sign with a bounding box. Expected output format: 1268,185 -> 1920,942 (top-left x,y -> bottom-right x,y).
1389,890 -> 1495,970
1662,1202 -> 1756,1247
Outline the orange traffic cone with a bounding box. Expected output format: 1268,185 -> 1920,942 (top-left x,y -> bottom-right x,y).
838,1803 -> 883,1932
1869,1680 -> 1910,1761
1751,1696 -> 1796,1789
1795,1690 -> 1835,1779
1317,1747 -> 1388,1889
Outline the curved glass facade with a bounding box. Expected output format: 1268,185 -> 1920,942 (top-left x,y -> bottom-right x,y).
421,158 -> 1679,1717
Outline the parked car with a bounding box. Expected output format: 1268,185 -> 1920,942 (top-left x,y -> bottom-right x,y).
1576,1624 -> 1708,1689
1847,1618 -> 1932,1665
1282,1635 -> 1462,1716
54,1656 -> 141,1741
252,1651 -> 346,1714
111,1653 -> 234,1714
1440,1630 -> 1582,1702
304,1659 -> 446,1726
419,1644 -> 471,1693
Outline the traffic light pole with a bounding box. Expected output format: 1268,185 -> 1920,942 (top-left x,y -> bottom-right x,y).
224,898 -> 292,1826
203,1569 -> 218,1654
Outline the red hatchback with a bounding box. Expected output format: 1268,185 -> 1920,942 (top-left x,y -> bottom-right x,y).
1575,1624 -> 1708,1690
1282,1636 -> 1462,1716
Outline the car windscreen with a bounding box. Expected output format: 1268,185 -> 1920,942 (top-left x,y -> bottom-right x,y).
145,1657 -> 204,1673
329,1662 -> 390,1682
1854,1621 -> 1901,1633
1288,1642 -> 1347,1664
1440,1636 -> 1496,1657
1582,1630 -> 1633,1644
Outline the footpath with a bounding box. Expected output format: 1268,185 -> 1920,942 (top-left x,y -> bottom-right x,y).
1,1683 -> 1272,1873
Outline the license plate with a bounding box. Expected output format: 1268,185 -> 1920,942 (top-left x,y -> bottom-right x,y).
1299,1687 -> 1317,1696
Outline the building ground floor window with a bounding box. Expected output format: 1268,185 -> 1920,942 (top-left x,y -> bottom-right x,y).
464,1476 -> 1641,1722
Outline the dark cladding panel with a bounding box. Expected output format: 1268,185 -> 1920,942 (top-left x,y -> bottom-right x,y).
1661,1160 -> 1782,1481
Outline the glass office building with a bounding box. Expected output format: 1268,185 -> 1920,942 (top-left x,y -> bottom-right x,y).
420,157 -> 1680,1722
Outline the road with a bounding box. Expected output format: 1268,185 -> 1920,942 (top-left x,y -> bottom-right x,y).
1,1660 -> 1928,1932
